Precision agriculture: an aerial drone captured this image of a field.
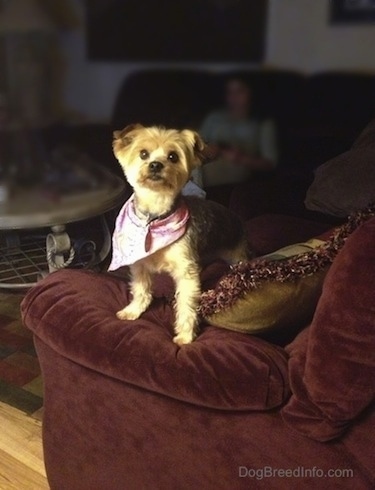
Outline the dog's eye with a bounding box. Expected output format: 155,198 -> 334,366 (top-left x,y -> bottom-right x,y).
140,149 -> 149,160
168,151 -> 179,163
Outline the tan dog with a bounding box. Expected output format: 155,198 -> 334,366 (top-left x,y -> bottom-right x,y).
111,124 -> 248,345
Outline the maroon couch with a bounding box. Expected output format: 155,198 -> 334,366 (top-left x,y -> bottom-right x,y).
22,215 -> 374,490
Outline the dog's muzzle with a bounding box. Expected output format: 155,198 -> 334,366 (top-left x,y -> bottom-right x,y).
149,161 -> 164,173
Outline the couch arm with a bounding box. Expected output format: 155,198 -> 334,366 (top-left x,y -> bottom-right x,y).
21,269 -> 290,411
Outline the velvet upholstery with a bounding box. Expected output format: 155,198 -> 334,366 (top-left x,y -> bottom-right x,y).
282,218 -> 375,442
32,337 -> 374,490
22,270 -> 290,411
243,214 -> 332,256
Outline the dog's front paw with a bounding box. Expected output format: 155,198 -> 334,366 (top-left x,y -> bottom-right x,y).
173,332 -> 195,346
116,305 -> 142,321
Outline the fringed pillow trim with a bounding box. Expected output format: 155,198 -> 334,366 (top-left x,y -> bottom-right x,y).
199,204 -> 375,316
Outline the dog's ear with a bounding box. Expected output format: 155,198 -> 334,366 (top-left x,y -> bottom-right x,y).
180,129 -> 218,165
113,124 -> 144,156
113,124 -> 144,145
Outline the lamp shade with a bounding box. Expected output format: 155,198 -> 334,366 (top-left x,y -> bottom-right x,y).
0,0 -> 55,33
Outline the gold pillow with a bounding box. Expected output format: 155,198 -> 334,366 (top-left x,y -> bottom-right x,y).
205,239 -> 329,334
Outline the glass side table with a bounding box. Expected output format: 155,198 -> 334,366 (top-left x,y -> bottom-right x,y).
0,165 -> 127,289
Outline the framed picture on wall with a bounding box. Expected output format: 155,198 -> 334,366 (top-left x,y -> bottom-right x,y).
330,0 -> 375,24
85,0 -> 268,62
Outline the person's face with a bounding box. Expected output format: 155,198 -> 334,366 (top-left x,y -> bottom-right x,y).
225,79 -> 251,115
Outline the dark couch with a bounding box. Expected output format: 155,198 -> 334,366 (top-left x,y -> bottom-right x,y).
22,213 -> 375,490
57,68 -> 374,217
111,69 -> 375,170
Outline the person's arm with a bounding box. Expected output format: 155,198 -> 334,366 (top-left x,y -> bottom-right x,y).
234,151 -> 274,171
191,112 -> 222,188
220,120 -> 278,171
258,119 -> 278,168
199,111 -> 219,143
220,148 -> 274,171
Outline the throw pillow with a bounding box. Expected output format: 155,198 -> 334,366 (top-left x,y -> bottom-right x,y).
202,238 -> 329,334
305,119 -> 375,217
200,204 -> 375,336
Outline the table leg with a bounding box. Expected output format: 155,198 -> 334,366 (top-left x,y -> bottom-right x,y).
46,225 -> 75,273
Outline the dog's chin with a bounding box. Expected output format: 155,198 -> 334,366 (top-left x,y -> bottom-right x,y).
137,174 -> 173,190
148,174 -> 164,182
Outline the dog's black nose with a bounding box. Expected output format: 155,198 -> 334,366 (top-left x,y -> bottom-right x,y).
149,161 -> 164,172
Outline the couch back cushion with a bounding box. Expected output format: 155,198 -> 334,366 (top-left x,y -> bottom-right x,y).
111,70 -> 221,130
281,217 -> 375,441
304,73 -> 375,129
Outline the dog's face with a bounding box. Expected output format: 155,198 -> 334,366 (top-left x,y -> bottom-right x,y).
113,125 -> 206,196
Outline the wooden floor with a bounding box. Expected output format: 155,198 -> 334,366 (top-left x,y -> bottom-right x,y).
0,402 -> 49,489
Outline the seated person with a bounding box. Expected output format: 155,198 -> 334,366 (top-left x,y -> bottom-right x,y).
195,76 -> 278,188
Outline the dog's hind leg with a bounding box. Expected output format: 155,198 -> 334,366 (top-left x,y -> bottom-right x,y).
117,263 -> 153,321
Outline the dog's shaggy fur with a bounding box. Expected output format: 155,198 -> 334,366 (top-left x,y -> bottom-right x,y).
112,124 -> 248,345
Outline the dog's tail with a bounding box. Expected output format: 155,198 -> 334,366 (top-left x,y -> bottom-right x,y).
225,237 -> 255,265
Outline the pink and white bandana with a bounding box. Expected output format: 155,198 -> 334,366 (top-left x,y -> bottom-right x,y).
108,194 -> 190,269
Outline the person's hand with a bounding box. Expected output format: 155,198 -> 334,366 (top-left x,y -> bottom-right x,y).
220,147 -> 240,164
238,152 -> 274,170
221,147 -> 274,170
